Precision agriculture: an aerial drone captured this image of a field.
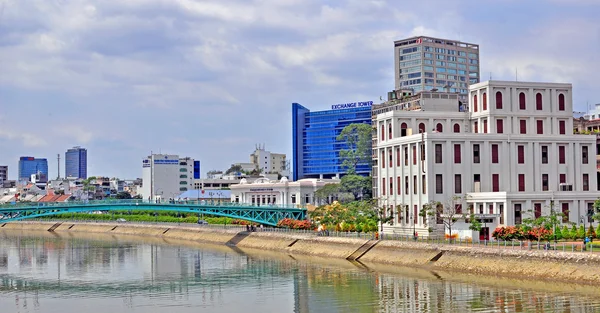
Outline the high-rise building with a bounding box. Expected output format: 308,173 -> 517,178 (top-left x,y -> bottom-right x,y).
65,146 -> 88,179
292,101 -> 372,181
394,36 -> 480,101
140,154 -> 195,200
18,157 -> 48,181
372,80 -> 597,239
249,144 -> 289,177
0,166 -> 7,182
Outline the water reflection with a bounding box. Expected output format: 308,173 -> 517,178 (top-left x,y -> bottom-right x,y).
1,230 -> 599,313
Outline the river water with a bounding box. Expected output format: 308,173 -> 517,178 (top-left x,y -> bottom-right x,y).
1,231 -> 600,313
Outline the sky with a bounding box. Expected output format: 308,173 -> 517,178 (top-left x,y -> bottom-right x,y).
0,0 -> 599,180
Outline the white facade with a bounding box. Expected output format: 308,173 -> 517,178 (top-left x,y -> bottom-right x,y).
140,154 -> 195,201
249,145 -> 289,177
373,81 -> 599,239
229,177 -> 339,207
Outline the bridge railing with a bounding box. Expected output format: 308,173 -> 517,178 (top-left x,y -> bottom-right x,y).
0,199 -> 306,211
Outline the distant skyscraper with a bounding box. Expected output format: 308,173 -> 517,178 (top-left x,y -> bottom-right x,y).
0,166 -> 7,182
65,146 -> 87,179
394,36 -> 480,101
18,157 -> 48,181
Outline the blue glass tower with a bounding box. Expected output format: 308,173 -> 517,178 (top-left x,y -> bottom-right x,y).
292,102 -> 372,181
18,157 -> 48,181
65,147 -> 87,179
193,160 -> 201,179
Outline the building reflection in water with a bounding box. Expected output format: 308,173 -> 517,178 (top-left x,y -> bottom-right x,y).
0,232 -> 600,313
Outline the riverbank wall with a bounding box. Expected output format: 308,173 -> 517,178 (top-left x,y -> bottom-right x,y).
4,221 -> 600,284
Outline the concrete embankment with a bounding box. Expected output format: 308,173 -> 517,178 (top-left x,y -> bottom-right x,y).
4,221 -> 600,284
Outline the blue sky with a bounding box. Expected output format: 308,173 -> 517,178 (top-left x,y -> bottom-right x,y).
0,0 -> 598,179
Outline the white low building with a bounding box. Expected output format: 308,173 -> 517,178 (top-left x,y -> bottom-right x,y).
140,154 -> 195,201
373,81 -> 599,239
229,177 -> 339,207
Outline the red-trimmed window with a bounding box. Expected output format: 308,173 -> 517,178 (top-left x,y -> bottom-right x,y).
396,148 -> 401,166
534,203 -> 542,218
389,176 -> 393,195
405,176 -> 409,194
412,146 -> 417,165
518,174 -> 525,191
558,94 -> 565,111
492,174 -> 499,192
419,123 -> 425,133
583,174 -> 589,191
519,92 -> 526,110
436,123 -> 443,132
380,125 -> 385,140
454,144 -> 461,164
517,145 -> 525,164
400,122 -> 408,137
482,92 -> 487,110
483,120 -> 488,133
560,173 -> 566,184
473,94 -> 478,112
388,149 -> 393,167
542,174 -> 549,191
495,91 -> 503,109
489,204 -> 494,214
397,177 -> 401,194
536,93 -> 543,110
536,120 -> 543,134
435,174 -> 443,194
496,119 -> 503,134
404,147 -> 408,166
562,203 -> 569,222
454,174 -> 462,194
519,120 -> 526,134
453,123 -> 460,133
435,144 -> 442,163
381,150 -> 385,168
491,144 -> 499,163
559,146 -> 566,164
474,121 -> 478,133
413,175 -> 417,194
382,178 -> 386,195
388,123 -> 392,139
559,120 -> 566,135
422,174 -> 426,194
583,146 -> 589,164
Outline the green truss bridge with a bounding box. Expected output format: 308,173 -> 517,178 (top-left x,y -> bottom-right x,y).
0,200 -> 307,226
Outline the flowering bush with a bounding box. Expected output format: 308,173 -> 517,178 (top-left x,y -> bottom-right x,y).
277,218 -> 314,230
492,226 -> 522,241
444,233 -> 458,240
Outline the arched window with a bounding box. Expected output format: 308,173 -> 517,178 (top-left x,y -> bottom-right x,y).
388,123 -> 392,139
436,123 -> 443,132
495,91 -> 503,109
473,94 -> 478,112
536,93 -> 543,110
380,125 -> 385,140
453,123 -> 461,133
519,92 -> 526,110
558,94 -> 565,111
482,93 -> 487,110
400,122 -> 408,137
419,123 -> 425,133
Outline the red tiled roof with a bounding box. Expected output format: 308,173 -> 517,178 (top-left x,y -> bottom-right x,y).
56,195 -> 70,202
38,195 -> 55,202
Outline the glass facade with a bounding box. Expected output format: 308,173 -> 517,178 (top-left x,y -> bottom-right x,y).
18,157 -> 48,181
395,37 -> 479,99
292,103 -> 372,181
193,160 -> 201,179
65,147 -> 87,179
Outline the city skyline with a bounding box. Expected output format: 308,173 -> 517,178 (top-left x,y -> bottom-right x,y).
0,1 -> 598,179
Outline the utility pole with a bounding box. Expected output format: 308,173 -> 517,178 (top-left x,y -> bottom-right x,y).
57,154 -> 61,179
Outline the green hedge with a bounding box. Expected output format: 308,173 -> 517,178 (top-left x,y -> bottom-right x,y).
37,212 -> 235,225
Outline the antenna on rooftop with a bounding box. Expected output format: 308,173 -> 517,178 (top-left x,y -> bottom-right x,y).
57,154 -> 61,179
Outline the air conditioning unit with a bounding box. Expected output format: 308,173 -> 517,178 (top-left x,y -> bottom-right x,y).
559,183 -> 573,191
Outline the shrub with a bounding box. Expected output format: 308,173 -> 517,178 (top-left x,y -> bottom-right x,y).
492,226 -> 522,241
586,225 -> 597,239
577,225 -> 586,239
597,224 -> 600,238
570,225 -> 578,239
561,225 -> 571,240
276,218 -> 314,230
444,233 -> 458,240
553,226 -> 562,240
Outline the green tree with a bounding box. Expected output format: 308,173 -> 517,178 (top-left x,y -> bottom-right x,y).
315,183 -> 342,205
340,174 -> 372,201
596,224 -> 600,238
562,225 -> 571,240
593,198 -> 600,222
468,213 -> 482,232
586,225 -> 597,239
115,191 -> 132,199
336,123 -> 372,174
570,225 -> 579,239
225,164 -> 243,175
554,226 -> 563,240
577,225 -> 586,239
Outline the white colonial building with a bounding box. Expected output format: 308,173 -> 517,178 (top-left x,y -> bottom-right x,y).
373,81 -> 599,239
229,177 -> 339,207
